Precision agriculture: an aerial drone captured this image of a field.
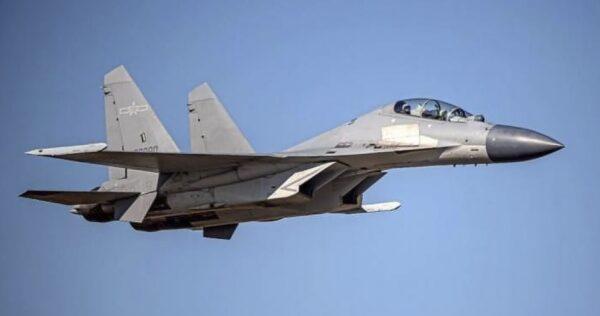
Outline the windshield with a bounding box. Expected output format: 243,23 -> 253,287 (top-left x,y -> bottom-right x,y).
394,99 -> 474,122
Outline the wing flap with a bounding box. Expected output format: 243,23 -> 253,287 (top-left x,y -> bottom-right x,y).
20,190 -> 139,205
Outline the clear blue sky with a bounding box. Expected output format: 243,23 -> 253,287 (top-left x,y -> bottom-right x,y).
1,1 -> 598,315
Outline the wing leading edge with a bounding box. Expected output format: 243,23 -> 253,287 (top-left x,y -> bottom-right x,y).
26,143 -> 454,173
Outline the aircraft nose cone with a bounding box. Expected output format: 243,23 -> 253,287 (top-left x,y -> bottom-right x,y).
486,125 -> 564,163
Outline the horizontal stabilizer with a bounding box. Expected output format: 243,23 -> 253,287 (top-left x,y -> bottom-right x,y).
114,191 -> 156,223
20,190 -> 139,205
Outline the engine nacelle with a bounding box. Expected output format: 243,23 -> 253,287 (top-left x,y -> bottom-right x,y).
74,204 -> 115,222
130,211 -> 218,232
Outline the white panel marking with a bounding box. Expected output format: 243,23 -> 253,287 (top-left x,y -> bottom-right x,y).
381,124 -> 420,146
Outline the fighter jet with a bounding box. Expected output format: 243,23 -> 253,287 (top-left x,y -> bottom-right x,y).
20,66 -> 564,239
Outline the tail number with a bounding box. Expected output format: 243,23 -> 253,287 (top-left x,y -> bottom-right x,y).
134,145 -> 158,152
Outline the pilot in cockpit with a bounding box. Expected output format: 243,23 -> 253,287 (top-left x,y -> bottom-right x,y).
394,100 -> 412,115
393,99 -> 484,123
420,100 -> 441,119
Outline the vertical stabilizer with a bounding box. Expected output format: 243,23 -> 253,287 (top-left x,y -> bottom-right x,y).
101,65 -> 176,223
103,65 -> 179,179
187,83 -> 254,154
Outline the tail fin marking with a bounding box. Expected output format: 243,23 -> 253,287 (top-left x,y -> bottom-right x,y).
103,65 -> 179,179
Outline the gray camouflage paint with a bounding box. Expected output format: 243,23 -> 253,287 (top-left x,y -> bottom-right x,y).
20,66 -> 563,239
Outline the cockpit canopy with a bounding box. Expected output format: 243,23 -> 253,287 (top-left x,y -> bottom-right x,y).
394,98 -> 483,122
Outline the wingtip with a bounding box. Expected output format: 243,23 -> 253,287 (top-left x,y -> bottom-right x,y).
25,148 -> 45,156
25,143 -> 107,157
389,201 -> 401,210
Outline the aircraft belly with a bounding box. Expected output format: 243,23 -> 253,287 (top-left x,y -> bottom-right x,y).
212,173 -> 381,222
165,162 -> 336,211
138,169 -> 383,230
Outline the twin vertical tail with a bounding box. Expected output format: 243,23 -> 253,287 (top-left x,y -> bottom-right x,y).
23,66 -> 178,223
103,65 -> 180,179
99,66 -> 254,222
187,83 -> 254,154
100,65 -> 180,222
24,66 -> 254,225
